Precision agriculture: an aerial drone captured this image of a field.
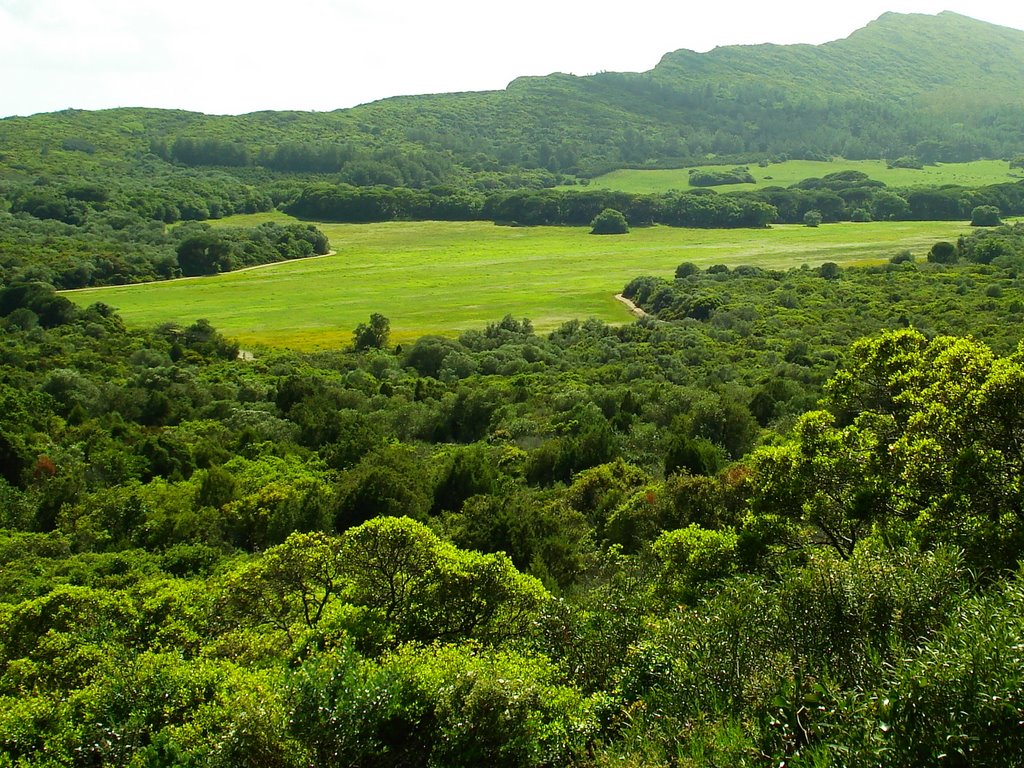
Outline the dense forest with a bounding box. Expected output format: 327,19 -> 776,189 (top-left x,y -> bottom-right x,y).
5,8 -> 1024,766
3,223 -> 1024,764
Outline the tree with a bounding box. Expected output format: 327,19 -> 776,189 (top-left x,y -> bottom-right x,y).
220,532 -> 344,639
352,313 -> 390,350
971,205 -> 1002,227
665,435 -> 725,477
870,191 -> 911,221
775,330 -> 1024,571
339,516 -> 549,644
590,208 -> 629,235
818,261 -> 841,280
675,261 -> 700,279
175,232 -> 233,276
803,209 -> 823,227
333,446 -> 433,530
928,241 -> 958,263
749,411 -> 883,559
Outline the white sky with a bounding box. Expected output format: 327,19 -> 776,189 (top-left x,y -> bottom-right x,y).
2,0 -> 1023,118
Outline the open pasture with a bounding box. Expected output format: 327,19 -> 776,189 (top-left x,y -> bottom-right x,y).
584,159 -> 1022,195
67,217 -> 973,350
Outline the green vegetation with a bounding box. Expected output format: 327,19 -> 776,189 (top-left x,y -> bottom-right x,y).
972,204 -> 1003,226
4,222 -> 1024,763
64,218 -> 971,347
587,158 -> 1023,194
5,9 -> 1024,765
589,207 -> 629,234
3,12 -> 1024,196
688,165 -> 757,187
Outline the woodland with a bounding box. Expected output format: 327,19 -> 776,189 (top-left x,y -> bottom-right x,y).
3,9 -> 1024,767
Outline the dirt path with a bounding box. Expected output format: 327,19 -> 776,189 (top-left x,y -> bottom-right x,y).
64,251 -> 336,294
615,293 -> 648,318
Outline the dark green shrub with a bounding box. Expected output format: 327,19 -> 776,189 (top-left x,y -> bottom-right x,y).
590,208 -> 629,235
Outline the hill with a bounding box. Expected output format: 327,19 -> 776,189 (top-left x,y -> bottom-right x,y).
652,11 -> 1024,103
1,11 -> 1023,190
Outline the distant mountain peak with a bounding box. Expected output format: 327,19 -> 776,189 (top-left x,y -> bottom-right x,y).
649,11 -> 1024,104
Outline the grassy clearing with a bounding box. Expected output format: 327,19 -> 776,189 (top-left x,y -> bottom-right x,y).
582,159 -> 1022,194
67,217 -> 973,350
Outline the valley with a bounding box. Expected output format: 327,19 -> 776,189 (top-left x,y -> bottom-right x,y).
65,216 -> 973,347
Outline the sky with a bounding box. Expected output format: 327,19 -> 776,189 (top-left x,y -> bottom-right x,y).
3,0 -> 1024,118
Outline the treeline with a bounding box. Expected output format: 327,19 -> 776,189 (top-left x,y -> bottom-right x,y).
737,170 -> 1024,223
150,136 -> 461,188
4,169 -> 273,226
284,183 -> 777,228
174,221 -> 329,277
281,172 -> 1024,228
0,214 -> 330,288
624,223 -> 1024,331
139,88 -> 1024,183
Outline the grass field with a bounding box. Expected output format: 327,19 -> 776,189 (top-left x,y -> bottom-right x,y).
67,216 -> 975,350
582,159 -> 1023,195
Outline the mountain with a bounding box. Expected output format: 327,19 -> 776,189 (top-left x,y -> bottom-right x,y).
1,11 -> 1023,188
653,12 -> 1024,103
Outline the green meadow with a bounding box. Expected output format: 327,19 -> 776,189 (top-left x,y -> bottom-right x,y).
584,159 -> 1022,194
67,216 -> 974,350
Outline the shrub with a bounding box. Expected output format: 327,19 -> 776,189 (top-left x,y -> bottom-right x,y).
927,241 -> 957,263
971,205 -> 1002,227
589,208 -> 629,235
887,155 -> 924,169
675,261 -> 700,279
688,167 -> 756,187
288,644 -> 599,768
653,524 -> 739,603
803,210 -> 823,227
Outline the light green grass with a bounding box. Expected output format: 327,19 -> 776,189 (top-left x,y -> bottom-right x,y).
582,159 -> 1023,195
202,210 -> 298,228
66,218 -> 974,350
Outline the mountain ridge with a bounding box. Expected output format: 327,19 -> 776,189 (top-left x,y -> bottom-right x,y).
1,11 -> 1023,185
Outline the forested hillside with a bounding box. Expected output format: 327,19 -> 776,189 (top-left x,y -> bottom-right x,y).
2,11 -> 1023,191
3,12 -> 1024,295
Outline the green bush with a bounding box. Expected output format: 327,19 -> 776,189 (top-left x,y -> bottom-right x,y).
971,204 -> 1002,226
589,208 -> 629,235
803,209 -> 823,227
288,643 -> 599,768
653,524 -> 739,603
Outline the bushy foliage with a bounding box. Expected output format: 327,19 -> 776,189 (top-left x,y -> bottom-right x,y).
971,203 -> 1002,226
589,207 -> 629,235
0,253 -> 1024,763
6,17 -> 1024,760
689,166 -> 756,187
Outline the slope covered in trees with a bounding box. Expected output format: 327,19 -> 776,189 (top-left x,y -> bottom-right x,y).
2,12 -> 1023,297
2,11 -> 1024,191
